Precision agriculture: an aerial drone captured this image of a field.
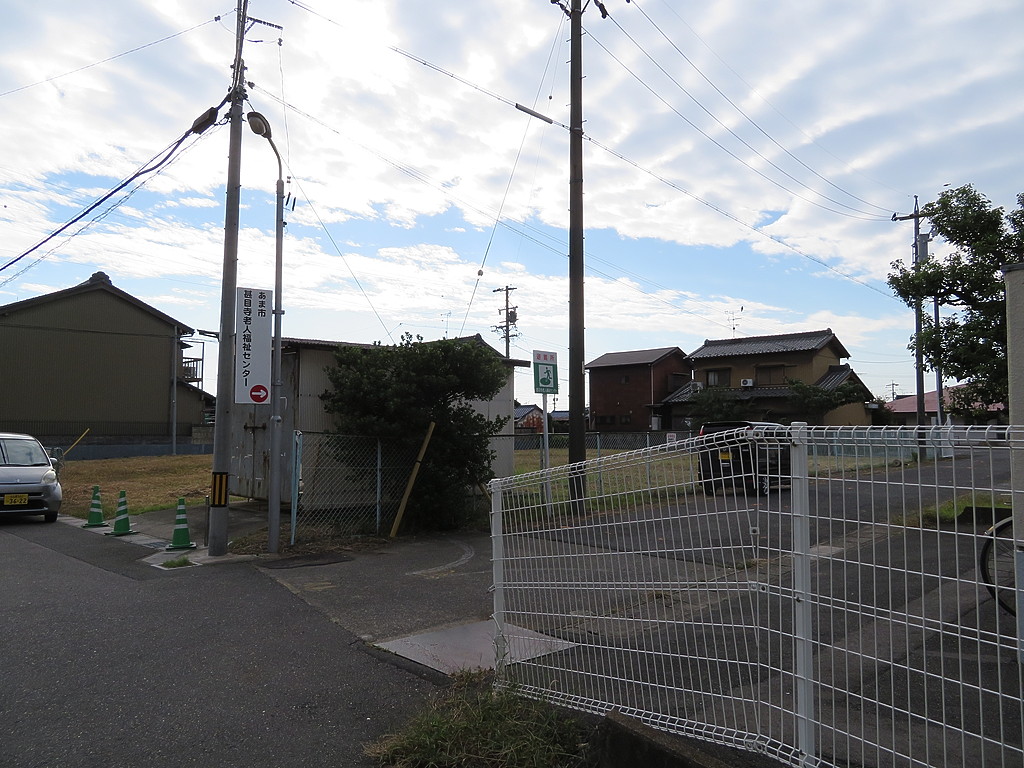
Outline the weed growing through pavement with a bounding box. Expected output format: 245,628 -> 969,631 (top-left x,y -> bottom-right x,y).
365,670 -> 596,768
161,555 -> 194,568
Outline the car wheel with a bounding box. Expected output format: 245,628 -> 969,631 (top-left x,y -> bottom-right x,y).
43,512 -> 58,523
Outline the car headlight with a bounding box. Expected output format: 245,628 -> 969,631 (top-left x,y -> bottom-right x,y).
41,469 -> 58,484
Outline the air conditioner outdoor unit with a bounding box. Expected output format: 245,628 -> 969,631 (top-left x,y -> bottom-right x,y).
740,378 -> 755,387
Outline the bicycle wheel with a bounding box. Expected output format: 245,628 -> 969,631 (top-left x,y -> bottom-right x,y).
980,517 -> 1017,616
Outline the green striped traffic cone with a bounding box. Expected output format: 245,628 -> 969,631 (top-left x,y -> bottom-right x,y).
104,490 -> 137,536
83,485 -> 109,528
166,498 -> 196,551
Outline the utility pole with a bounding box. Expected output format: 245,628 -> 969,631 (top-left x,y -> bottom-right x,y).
208,0 -> 249,556
918,230 -> 944,424
568,0 -> 586,468
492,285 -> 518,358
893,196 -> 927,428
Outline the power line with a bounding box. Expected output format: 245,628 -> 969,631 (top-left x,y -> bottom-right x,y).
623,0 -> 892,216
0,104 -> 225,277
0,13 -> 233,99
647,0 -> 906,199
584,26 -> 886,221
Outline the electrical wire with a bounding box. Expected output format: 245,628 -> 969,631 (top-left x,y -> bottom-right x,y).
584,27 -> 885,222
648,0 -> 906,198
584,133 -> 898,301
0,127 -> 222,288
624,0 -> 892,215
1,99 -> 228,276
457,14 -> 568,337
275,5 -> 896,300
0,12 -> 234,99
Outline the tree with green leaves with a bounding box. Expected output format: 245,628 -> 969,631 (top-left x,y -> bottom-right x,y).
686,386 -> 757,426
321,333 -> 510,530
785,379 -> 869,425
888,185 -> 1024,419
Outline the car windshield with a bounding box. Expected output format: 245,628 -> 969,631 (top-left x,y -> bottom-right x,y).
0,438 -> 50,467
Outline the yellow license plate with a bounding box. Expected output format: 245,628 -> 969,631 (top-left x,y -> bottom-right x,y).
3,493 -> 29,505
718,452 -> 732,460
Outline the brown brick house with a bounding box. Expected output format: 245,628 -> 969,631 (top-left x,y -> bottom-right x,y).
585,347 -> 691,431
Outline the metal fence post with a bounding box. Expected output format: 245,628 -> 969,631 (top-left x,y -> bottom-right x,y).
490,477 -> 508,676
1002,264 -> 1024,648
290,430 -> 303,546
376,438 -> 383,535
790,422 -> 816,766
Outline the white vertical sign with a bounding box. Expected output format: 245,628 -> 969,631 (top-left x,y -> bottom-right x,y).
235,287 -> 272,404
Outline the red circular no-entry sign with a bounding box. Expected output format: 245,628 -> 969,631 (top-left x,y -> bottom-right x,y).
249,385 -> 269,403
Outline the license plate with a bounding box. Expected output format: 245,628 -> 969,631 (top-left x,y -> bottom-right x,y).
3,493 -> 29,506
718,452 -> 732,461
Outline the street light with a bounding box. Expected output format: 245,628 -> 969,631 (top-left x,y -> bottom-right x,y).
246,110 -> 285,553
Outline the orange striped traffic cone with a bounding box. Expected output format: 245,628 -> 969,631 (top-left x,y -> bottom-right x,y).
166,498 -> 197,551
83,485 -> 109,528
104,490 -> 137,536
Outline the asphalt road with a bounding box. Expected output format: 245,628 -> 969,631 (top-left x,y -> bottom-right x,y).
0,517 -> 440,768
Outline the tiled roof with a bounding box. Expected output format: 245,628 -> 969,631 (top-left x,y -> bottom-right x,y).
662,381 -> 793,404
814,364 -> 853,391
662,380 -> 705,404
282,334 -> 530,366
586,347 -> 686,368
0,271 -> 194,334
515,404 -> 542,420
689,329 -> 848,359
887,383 -> 1005,414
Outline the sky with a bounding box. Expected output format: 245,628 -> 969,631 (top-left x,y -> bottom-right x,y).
2,0 -> 1022,410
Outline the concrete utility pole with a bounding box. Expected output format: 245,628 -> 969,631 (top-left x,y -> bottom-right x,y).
893,196 -> 927,427
208,0 -> 249,556
492,285 -> 518,358
918,230 -> 944,424
568,0 -> 586,466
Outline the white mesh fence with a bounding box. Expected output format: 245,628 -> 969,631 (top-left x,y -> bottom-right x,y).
490,424 -> 1023,768
290,432 -> 419,541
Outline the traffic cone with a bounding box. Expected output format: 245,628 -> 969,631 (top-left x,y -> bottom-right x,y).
166,498 -> 197,551
104,490 -> 137,536
83,485 -> 109,528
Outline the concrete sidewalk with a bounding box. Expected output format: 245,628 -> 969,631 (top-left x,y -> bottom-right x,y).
63,502 -> 267,566
66,506 -> 503,675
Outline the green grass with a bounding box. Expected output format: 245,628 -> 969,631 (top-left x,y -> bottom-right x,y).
364,671 -> 596,768
161,555 -> 194,568
894,491 -> 1013,527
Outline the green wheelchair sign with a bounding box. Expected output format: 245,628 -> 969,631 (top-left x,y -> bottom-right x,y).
533,350 -> 558,395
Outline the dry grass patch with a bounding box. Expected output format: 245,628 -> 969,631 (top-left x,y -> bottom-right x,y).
59,454 -> 211,519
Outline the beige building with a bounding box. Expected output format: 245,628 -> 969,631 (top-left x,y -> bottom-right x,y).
232,335 -> 527,503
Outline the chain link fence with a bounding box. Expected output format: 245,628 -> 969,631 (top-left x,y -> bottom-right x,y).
289,432 -> 420,542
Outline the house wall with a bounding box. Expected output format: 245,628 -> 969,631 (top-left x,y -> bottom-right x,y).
824,401 -> 870,427
693,349 -> 833,388
1,291 -> 198,437
589,353 -> 690,431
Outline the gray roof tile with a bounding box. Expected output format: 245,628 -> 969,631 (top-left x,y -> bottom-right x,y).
689,329 -> 847,359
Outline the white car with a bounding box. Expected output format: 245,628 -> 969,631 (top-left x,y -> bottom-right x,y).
0,433 -> 62,523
